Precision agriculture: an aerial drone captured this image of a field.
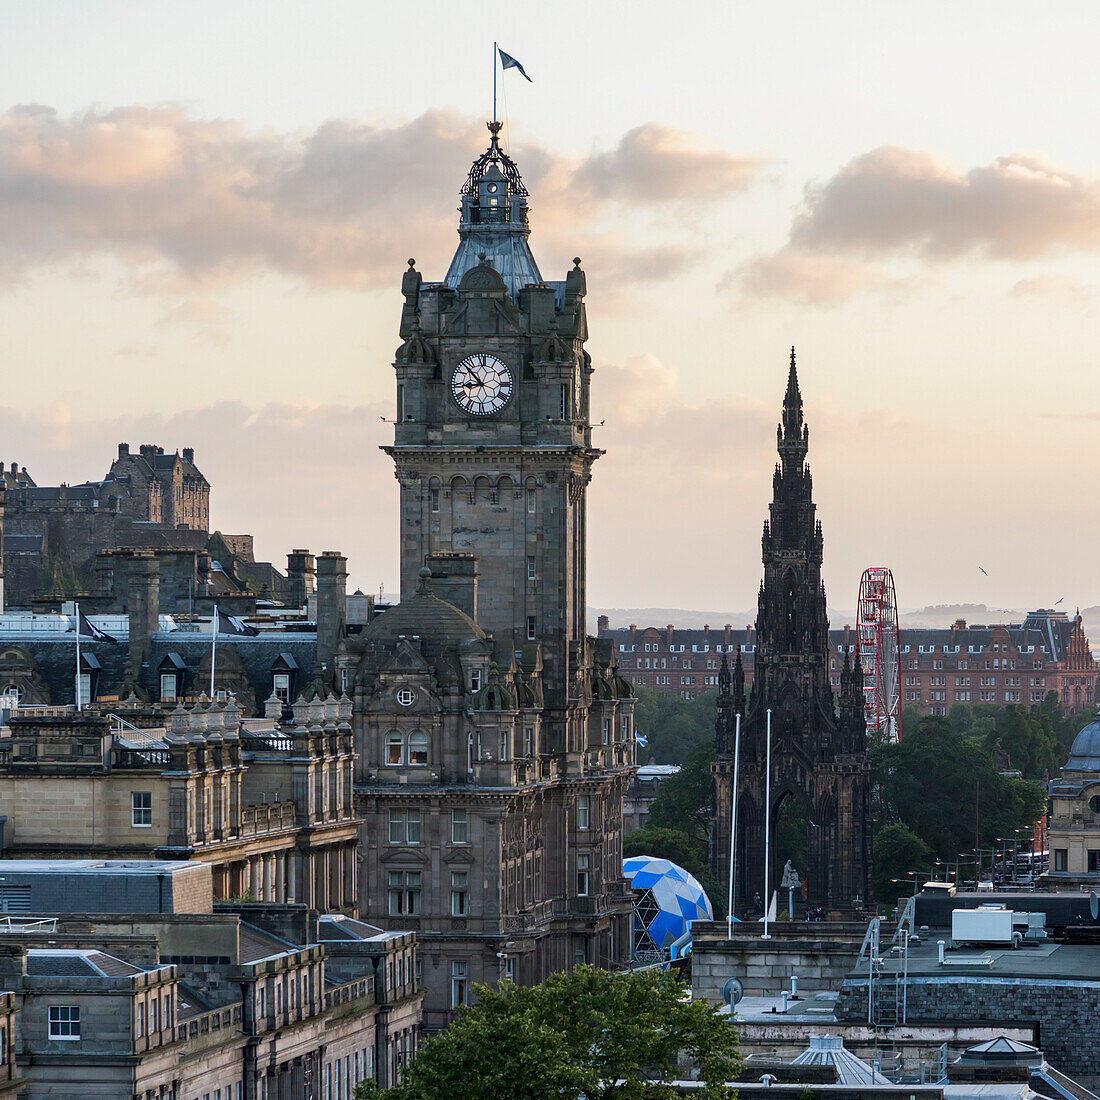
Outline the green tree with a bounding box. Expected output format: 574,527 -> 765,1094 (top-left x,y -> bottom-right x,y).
646,741 -> 715,846
872,822 -> 932,904
369,965 -> 740,1100
632,686 -> 718,765
626,741 -> 720,902
873,715 -> 1046,862
988,705 -> 1063,780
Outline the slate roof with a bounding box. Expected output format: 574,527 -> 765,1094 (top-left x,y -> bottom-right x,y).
26,948 -> 144,977
603,612 -> 1080,659
362,574 -> 485,648
238,922 -> 299,963
2,631 -> 317,716
316,915 -> 387,942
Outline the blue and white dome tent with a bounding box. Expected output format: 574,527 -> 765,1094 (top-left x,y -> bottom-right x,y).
622,855 -> 713,963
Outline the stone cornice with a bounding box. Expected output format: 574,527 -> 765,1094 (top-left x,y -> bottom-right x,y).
384,445 -> 604,463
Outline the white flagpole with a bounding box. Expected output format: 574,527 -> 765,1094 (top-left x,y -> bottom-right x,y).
209,605 -> 218,698
493,41 -> 498,125
75,601 -> 82,712
726,712 -> 741,937
762,708 -> 773,940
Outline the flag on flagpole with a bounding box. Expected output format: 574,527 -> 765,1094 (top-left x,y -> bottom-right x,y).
635,733 -> 649,748
498,48 -> 532,82
216,610 -> 260,637
70,609 -> 118,643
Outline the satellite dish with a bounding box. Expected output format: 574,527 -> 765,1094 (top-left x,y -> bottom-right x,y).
1090,892 -> 1098,921
722,978 -> 744,1007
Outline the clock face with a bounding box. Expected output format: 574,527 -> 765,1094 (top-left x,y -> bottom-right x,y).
451,353 -> 513,416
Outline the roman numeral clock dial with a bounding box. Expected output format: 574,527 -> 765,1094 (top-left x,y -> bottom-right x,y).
451,353 -> 513,416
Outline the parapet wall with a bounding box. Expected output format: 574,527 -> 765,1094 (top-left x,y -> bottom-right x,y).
692,920 -> 880,1002
836,975 -> 1100,1078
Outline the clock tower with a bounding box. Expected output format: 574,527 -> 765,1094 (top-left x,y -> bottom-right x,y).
386,121 -> 598,749
355,121 -> 635,1027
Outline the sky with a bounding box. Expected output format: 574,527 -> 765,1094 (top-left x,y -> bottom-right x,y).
3,1 -> 1100,616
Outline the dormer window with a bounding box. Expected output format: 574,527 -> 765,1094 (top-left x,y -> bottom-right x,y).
273,673 -> 290,703
470,669 -> 482,692
397,688 -> 415,707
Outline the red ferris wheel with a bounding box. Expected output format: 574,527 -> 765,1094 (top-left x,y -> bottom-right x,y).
856,567 -> 901,742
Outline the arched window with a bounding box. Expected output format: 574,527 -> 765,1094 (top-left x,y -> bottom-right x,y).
408,731 -> 429,767
386,732 -> 404,766
0,686 -> 20,704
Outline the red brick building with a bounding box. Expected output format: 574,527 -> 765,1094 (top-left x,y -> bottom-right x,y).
898,610 -> 1097,716
598,608 -> 1098,714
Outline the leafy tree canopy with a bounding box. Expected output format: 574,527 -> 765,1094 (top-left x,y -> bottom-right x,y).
362,965 -> 740,1100
623,826 -> 711,888
633,686 -> 718,765
873,715 -> 1046,863
872,822 -> 932,903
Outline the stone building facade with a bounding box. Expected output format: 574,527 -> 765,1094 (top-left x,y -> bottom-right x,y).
0,697 -> 360,912
0,862 -> 422,1098
711,351 -> 872,915
344,122 -> 637,1030
1046,708 -> 1100,890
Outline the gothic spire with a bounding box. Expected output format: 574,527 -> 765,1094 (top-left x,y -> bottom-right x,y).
782,346 -> 803,439
732,647 -> 746,715
777,346 -> 808,472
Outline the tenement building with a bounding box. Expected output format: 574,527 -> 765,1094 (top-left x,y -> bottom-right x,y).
711,351 -> 872,914
0,696 -> 360,912
0,859 -> 422,1096
600,612 -> 1098,715
341,121 -> 637,1029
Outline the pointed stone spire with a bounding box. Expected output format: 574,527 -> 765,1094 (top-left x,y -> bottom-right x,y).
732,647 -> 746,715
778,346 -> 808,470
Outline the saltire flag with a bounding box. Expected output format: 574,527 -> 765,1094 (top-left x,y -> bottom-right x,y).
71,609 -> 118,643
216,607 -> 259,637
498,48 -> 532,82
635,733 -> 649,748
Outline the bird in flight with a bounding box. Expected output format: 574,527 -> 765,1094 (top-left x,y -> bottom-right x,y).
978,566 -> 988,576
1055,597 -> 1064,605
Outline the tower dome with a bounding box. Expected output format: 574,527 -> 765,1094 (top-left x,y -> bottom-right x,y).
444,121 -> 543,300
1065,710 -> 1100,772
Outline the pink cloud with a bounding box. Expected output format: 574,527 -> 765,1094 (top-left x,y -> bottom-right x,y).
0,106 -> 764,293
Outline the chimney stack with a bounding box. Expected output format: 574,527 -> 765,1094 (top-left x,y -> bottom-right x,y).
424,553 -> 478,620
315,552 -> 348,686
126,551 -> 160,676
286,549 -> 316,610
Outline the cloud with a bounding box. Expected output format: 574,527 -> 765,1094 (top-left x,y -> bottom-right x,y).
572,123 -> 766,204
789,146 -> 1100,260
735,145 -> 1100,303
0,105 -> 763,295
157,297 -> 234,342
1010,273 -> 1093,310
727,247 -> 882,305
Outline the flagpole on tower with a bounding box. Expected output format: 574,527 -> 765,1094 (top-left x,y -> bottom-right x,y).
493,41 -> 498,126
